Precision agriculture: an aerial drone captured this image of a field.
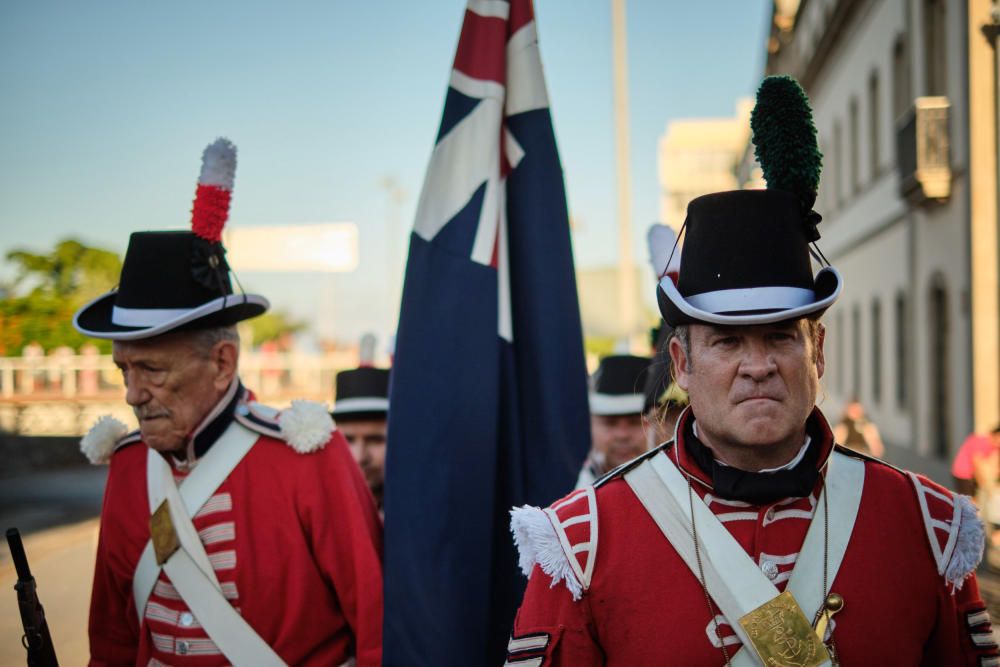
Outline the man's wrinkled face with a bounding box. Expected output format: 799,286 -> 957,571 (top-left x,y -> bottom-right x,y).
671,319 -> 824,455
591,412 -> 647,470
341,418 -> 387,498
113,334 -> 233,453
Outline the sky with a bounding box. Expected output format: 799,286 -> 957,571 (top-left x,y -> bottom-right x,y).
0,0 -> 771,343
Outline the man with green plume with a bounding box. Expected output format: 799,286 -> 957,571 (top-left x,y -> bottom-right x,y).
503,76 -> 995,666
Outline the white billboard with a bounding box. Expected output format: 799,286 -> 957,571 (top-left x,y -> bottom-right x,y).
223,223 -> 358,273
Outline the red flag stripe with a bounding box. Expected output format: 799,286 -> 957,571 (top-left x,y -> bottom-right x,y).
453,10 -> 507,85
508,0 -> 534,37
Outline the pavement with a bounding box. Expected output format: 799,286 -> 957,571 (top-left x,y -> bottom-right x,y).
1,518 -> 97,666
0,467 -> 106,665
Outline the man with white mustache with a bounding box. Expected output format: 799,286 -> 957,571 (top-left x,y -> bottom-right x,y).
76,139 -> 382,667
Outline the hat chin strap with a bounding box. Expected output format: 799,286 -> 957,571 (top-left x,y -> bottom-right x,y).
679,285 -> 815,314
112,305 -> 193,327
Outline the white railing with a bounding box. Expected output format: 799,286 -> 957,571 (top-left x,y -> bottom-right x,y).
0,348 -> 364,436
0,348 -> 360,401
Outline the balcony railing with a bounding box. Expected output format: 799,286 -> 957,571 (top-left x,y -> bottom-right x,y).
896,96 -> 952,202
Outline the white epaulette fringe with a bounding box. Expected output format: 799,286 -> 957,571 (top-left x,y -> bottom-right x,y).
908,471 -> 985,592
510,505 -> 584,601
946,495 -> 984,591
235,399 -> 334,454
80,415 -> 130,464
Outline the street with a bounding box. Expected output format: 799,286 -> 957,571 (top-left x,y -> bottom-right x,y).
1,520 -> 97,665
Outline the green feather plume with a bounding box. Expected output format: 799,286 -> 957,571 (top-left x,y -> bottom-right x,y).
751,76 -> 823,205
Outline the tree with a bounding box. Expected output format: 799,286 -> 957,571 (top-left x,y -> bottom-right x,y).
0,239 -> 122,355
242,310 -> 307,348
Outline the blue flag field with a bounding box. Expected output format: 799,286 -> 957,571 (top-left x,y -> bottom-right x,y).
382,1 -> 592,664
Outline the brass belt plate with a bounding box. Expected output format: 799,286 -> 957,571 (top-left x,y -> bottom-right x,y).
738,591 -> 831,667
150,500 -> 180,566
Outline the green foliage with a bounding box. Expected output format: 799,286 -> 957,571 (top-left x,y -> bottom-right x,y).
584,335 -> 617,362
243,310 -> 307,347
0,239 -> 122,355
750,75 -> 823,200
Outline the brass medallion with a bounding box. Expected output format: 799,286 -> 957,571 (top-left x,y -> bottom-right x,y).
150,500 -> 180,565
738,591 -> 831,667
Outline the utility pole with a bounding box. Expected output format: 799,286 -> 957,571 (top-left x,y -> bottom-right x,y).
380,175 -> 408,331
611,0 -> 637,342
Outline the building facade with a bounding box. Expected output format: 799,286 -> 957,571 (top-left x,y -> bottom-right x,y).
658,100 -> 754,232
758,0 -> 1000,479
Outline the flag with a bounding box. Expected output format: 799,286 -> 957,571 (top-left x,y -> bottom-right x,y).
382,1 -> 591,664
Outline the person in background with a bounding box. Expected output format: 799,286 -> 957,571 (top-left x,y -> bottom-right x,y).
641,327 -> 689,449
832,397 -> 885,458
951,425 -> 1000,498
575,354 -> 651,488
332,365 -> 390,509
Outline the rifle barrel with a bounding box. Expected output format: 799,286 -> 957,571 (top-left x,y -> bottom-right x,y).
5,528 -> 33,581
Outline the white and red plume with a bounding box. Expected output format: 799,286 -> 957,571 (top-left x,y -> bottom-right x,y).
191,138 -> 237,243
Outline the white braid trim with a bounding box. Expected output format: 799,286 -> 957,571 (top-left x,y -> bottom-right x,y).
278,400 -> 334,453
946,495 -> 985,592
80,415 -> 129,465
510,505 -> 583,601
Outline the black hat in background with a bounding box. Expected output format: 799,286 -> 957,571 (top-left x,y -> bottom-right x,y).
589,355 -> 651,416
332,367 -> 390,421
73,138 -> 268,340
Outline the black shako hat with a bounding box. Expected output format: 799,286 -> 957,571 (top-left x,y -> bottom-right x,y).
74,232 -> 268,339
73,138 -> 268,340
589,355 -> 651,416
657,189 -> 842,326
332,367 -> 390,420
657,76 -> 843,326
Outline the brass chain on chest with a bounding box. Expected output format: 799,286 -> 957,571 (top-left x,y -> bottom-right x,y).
686,477 -> 839,667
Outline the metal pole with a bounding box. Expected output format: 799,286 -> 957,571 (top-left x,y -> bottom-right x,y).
611,0 -> 637,340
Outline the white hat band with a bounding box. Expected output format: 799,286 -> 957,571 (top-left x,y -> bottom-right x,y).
682,286 -> 816,314
112,305 -> 192,327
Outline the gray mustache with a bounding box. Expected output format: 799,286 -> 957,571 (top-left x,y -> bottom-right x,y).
134,407 -> 171,420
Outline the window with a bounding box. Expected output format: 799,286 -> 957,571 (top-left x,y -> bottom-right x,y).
871,299 -> 882,404
852,304 -> 861,399
928,279 -> 950,458
869,71 -> 880,178
924,0 -> 946,95
894,292 -> 908,409
892,36 -> 911,121
849,98 -> 860,192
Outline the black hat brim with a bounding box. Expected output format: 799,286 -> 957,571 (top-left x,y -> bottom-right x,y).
658,266 -> 842,326
74,290 -> 269,340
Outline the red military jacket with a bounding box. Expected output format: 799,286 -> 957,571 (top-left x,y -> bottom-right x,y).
86,391 -> 384,666
508,409 -> 998,666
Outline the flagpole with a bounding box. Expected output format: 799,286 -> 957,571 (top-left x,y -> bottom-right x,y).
611,0 -> 637,341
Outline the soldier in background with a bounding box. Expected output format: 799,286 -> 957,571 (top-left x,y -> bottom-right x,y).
333,365 -> 390,509
576,354 -> 650,488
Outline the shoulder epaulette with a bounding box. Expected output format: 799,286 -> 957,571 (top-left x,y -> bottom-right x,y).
510,486 -> 598,601
594,440 -> 674,489
905,471 -> 984,591
234,399 -> 334,454
80,415 -> 133,465
115,430 -> 142,451
832,443 -> 906,475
